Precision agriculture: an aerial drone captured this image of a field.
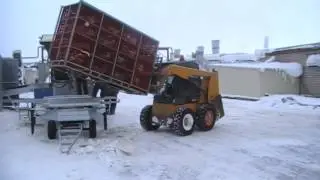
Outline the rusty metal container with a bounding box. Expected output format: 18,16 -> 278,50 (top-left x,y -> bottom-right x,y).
49,1 -> 159,94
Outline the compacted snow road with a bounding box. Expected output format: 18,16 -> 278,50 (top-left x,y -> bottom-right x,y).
0,93 -> 320,180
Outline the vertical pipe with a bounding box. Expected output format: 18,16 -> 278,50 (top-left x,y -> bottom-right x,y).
30,103 -> 36,135
103,111 -> 107,130
41,47 -> 45,63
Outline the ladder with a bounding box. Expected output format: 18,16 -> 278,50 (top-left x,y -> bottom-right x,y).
58,122 -> 83,154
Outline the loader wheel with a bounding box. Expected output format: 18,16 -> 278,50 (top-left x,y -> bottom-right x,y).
89,119 -> 97,138
140,105 -> 160,131
172,107 -> 195,136
47,120 -> 57,140
196,105 -> 216,131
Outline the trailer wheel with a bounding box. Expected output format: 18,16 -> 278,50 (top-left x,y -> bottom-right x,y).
196,105 -> 216,131
140,105 -> 160,131
172,107 -> 195,136
89,119 -> 97,138
47,120 -> 57,140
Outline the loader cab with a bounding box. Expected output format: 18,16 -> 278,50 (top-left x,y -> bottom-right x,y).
153,74 -> 202,105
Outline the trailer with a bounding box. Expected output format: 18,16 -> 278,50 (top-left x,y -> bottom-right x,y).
1,1 -> 159,154
16,95 -> 117,154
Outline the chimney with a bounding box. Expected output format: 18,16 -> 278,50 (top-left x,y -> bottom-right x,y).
211,40 -> 220,54
173,49 -> 181,59
196,46 -> 204,57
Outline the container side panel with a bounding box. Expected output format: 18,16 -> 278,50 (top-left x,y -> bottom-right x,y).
78,3 -> 103,27
66,47 -> 91,70
140,35 -> 159,57
113,67 -> 132,83
122,26 -> 141,47
91,57 -> 113,75
50,1 -> 159,94
95,44 -> 117,64
102,15 -> 122,37
133,35 -> 159,90
50,4 -> 78,61
98,30 -> 119,51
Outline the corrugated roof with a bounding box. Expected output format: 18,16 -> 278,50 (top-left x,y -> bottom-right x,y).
270,42 -> 320,54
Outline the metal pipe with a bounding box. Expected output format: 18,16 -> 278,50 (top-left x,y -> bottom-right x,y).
41,47 -> 45,62
21,46 -> 42,59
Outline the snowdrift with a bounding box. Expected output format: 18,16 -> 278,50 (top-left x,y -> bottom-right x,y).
306,54 -> 320,67
258,95 -> 320,109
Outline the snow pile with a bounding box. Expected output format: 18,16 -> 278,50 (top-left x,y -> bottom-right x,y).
258,95 -> 320,110
265,56 -> 275,63
306,54 -> 320,67
212,62 -> 303,77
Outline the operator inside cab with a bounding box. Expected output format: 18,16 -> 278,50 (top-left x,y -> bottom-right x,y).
156,72 -> 201,104
159,76 -> 174,96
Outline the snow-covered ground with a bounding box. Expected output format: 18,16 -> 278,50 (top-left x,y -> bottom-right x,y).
0,93 -> 320,180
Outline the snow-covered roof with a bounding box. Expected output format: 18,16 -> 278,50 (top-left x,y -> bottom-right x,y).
306,54 -> 320,67
211,62 -> 303,77
39,34 -> 53,43
220,53 -> 257,62
185,53 -> 258,62
269,42 -> 320,54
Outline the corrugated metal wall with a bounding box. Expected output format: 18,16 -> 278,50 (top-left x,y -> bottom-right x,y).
212,66 -> 261,98
212,65 -> 301,99
259,69 -> 300,96
301,66 -> 320,97
270,50 -> 320,65
268,50 -> 320,97
274,53 -> 308,65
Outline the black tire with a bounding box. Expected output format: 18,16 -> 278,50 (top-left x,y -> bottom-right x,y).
89,119 -> 97,138
196,105 -> 216,131
172,107 -> 195,136
140,105 -> 160,131
47,120 -> 57,140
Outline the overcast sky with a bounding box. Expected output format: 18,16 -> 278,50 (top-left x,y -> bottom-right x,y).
1,0 -> 320,61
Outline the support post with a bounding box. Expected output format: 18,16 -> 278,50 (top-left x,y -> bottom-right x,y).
103,112 -> 107,130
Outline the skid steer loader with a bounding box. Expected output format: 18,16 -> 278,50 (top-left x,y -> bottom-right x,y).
140,64 -> 225,136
